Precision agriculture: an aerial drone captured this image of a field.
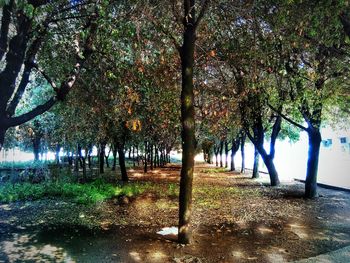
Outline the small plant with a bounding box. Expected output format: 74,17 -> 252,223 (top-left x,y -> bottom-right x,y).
167,183 -> 178,197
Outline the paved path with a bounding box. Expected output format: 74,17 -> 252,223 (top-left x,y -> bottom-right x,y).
294,245 -> 350,263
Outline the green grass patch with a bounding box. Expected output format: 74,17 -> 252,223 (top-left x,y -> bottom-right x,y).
0,179 -> 152,205
201,167 -> 228,173
193,185 -> 261,208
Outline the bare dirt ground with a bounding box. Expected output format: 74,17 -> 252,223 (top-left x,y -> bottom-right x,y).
1,163 -> 350,262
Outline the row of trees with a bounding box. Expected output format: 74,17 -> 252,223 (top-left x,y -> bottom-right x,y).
1,0 -> 350,243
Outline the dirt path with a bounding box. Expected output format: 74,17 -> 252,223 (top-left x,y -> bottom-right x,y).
1,164 -> 350,262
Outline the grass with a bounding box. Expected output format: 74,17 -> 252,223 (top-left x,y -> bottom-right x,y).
201,167 -> 229,173
193,185 -> 262,209
0,179 -> 152,204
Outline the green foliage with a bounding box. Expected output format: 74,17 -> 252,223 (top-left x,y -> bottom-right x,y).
0,179 -> 150,205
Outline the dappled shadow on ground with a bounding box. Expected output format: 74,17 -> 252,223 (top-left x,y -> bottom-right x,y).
1,163 -> 350,262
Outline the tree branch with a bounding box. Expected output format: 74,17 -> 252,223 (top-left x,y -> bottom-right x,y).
8,97 -> 56,127
267,102 -> 307,131
195,0 -> 209,29
32,62 -> 58,90
0,0 -> 13,61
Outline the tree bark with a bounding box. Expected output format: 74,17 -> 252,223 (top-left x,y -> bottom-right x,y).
230,138 -> 240,172
150,144 -> 154,170
112,145 -> 117,171
117,143 -> 128,182
219,140 -> 224,167
0,128 -> 6,151
252,145 -> 260,179
240,133 -> 246,173
178,0 -> 197,244
257,145 -> 280,186
99,143 -> 105,174
224,141 -> 229,168
144,141 -> 148,173
214,145 -> 219,166
55,144 -> 60,165
87,146 -> 92,169
305,128 -> 321,198
33,135 -> 41,161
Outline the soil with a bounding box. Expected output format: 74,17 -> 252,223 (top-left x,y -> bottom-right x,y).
1,163 -> 350,263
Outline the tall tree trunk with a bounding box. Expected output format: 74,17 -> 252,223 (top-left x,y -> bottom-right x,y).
144,141 -> 148,173
150,144 -> 154,170
305,128 -> 321,198
219,140 -> 224,167
33,136 -> 40,161
240,134 -> 246,173
252,145 -> 260,179
78,145 -> 83,168
82,150 -> 87,181
136,145 -> 140,166
74,147 -> 79,173
224,141 -> 229,168
99,143 -> 105,174
112,145 -> 117,171
117,143 -> 128,182
55,144 -> 60,165
87,145 -> 92,169
230,139 -> 239,172
0,128 -> 6,151
257,145 -> 280,186
67,149 -> 73,166
230,149 -> 235,171
178,0 -> 203,244
132,146 -> 136,167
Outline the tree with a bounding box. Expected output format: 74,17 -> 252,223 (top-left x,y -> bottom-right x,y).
264,0 -> 350,197
0,0 -> 99,150
177,0 -> 209,244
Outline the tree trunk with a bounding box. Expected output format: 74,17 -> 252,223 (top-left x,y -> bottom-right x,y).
132,146 -> 136,167
55,144 -> 60,165
82,151 -> 87,181
136,145 -> 140,166
240,134 -> 246,173
219,140 -> 224,167
144,141 -> 148,173
74,146 -> 79,173
224,141 -> 229,168
112,145 -> 117,171
252,145 -> 260,179
33,136 -> 40,161
67,149 -> 73,166
78,145 -> 83,168
87,146 -> 92,169
0,128 -> 6,151
105,155 -> 109,168
178,0 -> 197,244
231,138 -> 240,171
99,143 -> 105,174
150,144 -> 154,170
258,146 -> 280,186
305,128 -> 321,198
117,143 -> 128,182
230,150 -> 236,171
